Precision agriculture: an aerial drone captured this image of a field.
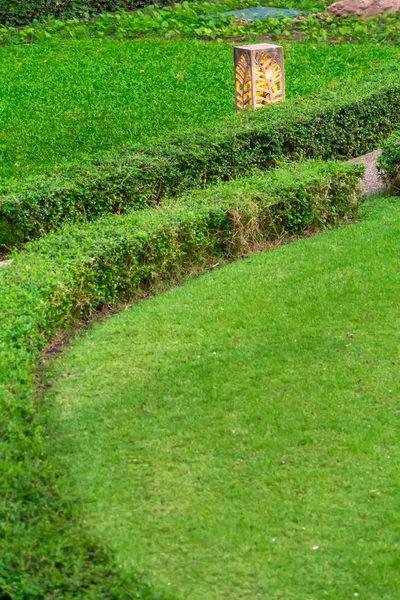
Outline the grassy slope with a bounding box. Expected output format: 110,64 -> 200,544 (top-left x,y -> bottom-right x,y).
47,196 -> 400,600
0,40 -> 398,183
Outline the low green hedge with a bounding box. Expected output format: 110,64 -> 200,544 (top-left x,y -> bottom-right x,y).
0,0 -> 174,26
1,66 -> 399,250
377,129 -> 400,192
0,159 -> 363,597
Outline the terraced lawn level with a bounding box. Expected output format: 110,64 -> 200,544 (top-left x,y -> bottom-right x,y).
1,39 -> 399,183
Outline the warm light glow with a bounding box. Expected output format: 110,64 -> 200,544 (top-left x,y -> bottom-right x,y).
234,44 -> 285,113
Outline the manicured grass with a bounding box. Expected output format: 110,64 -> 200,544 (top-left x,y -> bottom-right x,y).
0,39 -> 398,183
47,196 -> 400,600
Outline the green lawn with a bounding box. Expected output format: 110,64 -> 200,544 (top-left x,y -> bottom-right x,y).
47,195 -> 400,600
0,39 -> 399,183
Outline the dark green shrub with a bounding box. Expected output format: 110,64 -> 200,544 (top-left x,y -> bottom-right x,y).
0,159 -> 363,597
0,0 -> 329,27
0,0 -> 173,26
377,129 -> 400,192
1,67 -> 399,250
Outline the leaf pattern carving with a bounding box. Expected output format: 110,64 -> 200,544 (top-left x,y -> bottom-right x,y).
254,52 -> 284,107
235,54 -> 252,113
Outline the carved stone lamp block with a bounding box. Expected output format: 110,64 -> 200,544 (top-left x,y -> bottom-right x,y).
234,44 -> 285,113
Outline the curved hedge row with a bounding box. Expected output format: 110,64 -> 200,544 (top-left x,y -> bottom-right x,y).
0,159 -> 363,597
1,65 -> 400,250
0,0 -> 173,26
378,129 -> 400,192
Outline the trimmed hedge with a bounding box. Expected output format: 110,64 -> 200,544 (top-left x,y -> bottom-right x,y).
1,65 -> 400,250
0,0 -> 173,26
0,159 -> 363,598
377,129 -> 400,192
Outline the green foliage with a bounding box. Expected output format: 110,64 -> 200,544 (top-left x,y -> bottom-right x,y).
0,40 -> 396,186
0,0 -> 170,26
238,11 -> 400,45
378,129 -> 400,192
0,3 -> 399,46
0,67 -> 398,249
0,0 -> 328,27
0,159 -> 362,597
0,37 -> 234,183
48,193 -> 400,600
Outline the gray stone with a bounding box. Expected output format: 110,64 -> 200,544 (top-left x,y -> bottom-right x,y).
349,150 -> 383,195
327,0 -> 400,18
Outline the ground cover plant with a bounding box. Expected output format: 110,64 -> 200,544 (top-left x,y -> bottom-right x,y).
1,51 -> 399,250
46,193 -> 400,600
0,0 -> 329,26
0,0 -> 175,26
0,159 -> 363,597
0,39 -> 397,185
1,4 -> 400,48
0,37 -> 233,184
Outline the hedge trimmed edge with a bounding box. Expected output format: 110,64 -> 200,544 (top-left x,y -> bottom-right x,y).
1,63 -> 399,250
0,159 -> 363,597
378,128 -> 400,192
